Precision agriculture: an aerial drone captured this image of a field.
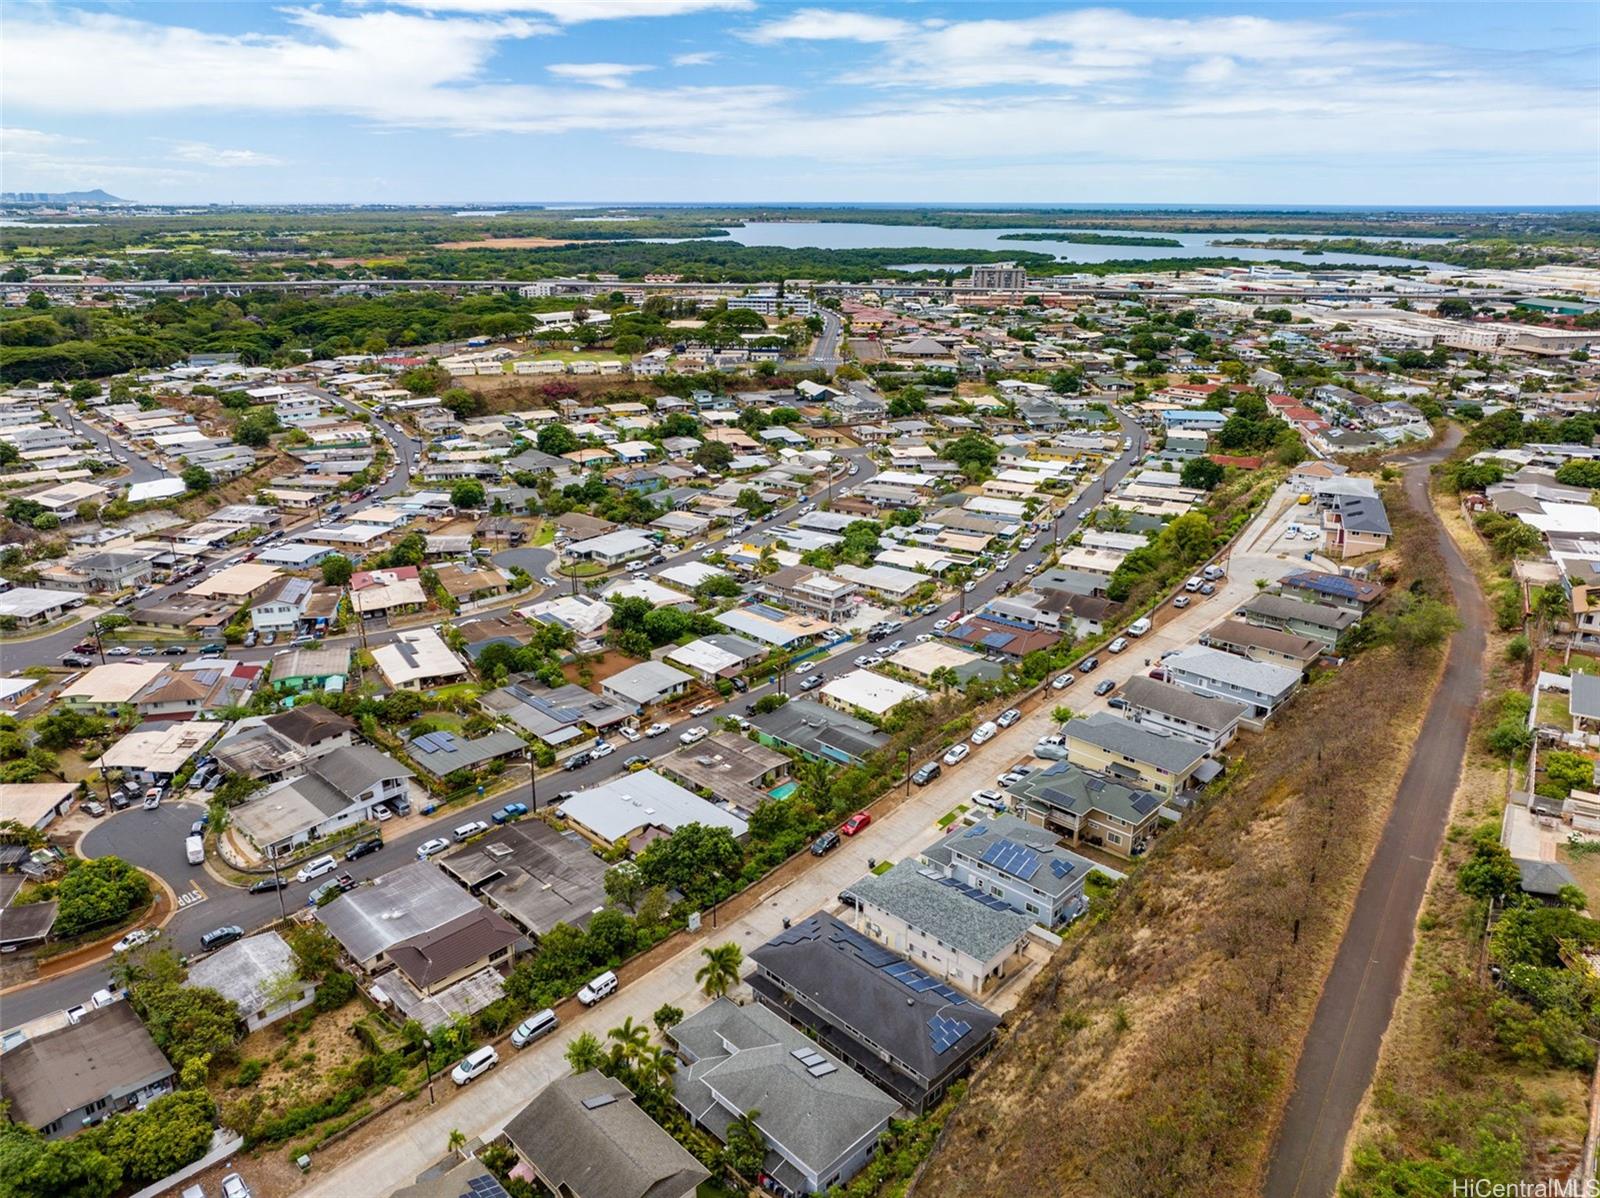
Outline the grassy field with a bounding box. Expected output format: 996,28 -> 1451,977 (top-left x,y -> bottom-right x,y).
915,476 -> 1455,1198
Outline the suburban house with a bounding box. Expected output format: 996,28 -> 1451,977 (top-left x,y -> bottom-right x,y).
371,629 -> 469,692
748,911 -> 1001,1114
671,998 -> 899,1196
350,566 -> 429,620
317,861 -> 519,1026
916,813 -> 1099,926
653,731 -> 792,815
522,593 -> 613,651
251,576 -> 314,634
437,820 -> 608,937
0,782 -> 81,833
58,661 -> 168,714
406,729 -> 526,780
1200,619 -> 1322,672
1240,592 -> 1359,649
818,670 -> 929,722
556,769 -> 747,852
845,858 -> 1037,1000
756,565 -> 861,622
502,1070 -> 709,1198
95,720 -> 223,787
0,1002 -> 175,1139
1008,761 -> 1165,859
1164,645 -> 1302,720
1320,493 -> 1392,559
230,744 -> 414,856
664,634 -> 767,683
480,678 -> 634,748
750,699 -> 889,766
1116,676 -> 1249,752
600,661 -> 694,712
211,704 -> 356,781
272,645 -> 351,693
185,931 -> 317,1032
563,528 -> 656,566
1277,570 -> 1385,613
1063,712 -> 1213,797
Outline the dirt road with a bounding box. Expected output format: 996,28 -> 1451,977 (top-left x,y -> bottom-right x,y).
1264,427 -> 1485,1198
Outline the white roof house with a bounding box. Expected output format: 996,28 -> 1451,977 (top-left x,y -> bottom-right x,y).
370,629 -> 469,691
819,670 -> 930,718
556,769 -> 748,845
1164,646 -> 1301,718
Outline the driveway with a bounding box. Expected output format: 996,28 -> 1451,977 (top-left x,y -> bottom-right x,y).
1263,428 -> 1486,1198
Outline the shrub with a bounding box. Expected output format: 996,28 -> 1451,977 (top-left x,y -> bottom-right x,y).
53,856 -> 150,937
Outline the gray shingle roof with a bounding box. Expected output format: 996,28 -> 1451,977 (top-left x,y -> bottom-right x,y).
309,744 -> 414,796
1244,593 -> 1359,631
847,860 -> 1035,961
1066,712 -> 1209,774
504,1071 -> 709,1198
316,861 -> 483,965
1118,675 -> 1250,731
672,998 -> 897,1179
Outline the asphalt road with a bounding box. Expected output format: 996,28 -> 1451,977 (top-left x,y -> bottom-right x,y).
0,416 -> 1145,1027
1263,425 -> 1484,1198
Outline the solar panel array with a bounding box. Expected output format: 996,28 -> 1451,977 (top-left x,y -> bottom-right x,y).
962,824 -> 990,840
412,730 -> 461,754
1050,858 -> 1077,880
462,1172 -> 511,1198
979,837 -> 1041,881
927,1013 -> 973,1056
1131,792 -> 1164,815
979,631 -> 1014,651
937,876 -> 1015,912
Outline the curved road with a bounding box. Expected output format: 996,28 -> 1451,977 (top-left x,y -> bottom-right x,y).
1264,426 -> 1485,1198
0,417 -> 1145,1027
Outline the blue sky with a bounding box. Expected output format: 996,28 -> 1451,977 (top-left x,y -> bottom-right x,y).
3,1 -> 1597,205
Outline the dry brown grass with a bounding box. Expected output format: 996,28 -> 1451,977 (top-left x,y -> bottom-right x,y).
912,491 -> 1452,1198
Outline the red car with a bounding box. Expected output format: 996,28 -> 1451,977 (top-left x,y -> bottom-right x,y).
840,812 -> 872,837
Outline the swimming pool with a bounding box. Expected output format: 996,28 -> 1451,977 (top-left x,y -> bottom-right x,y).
769,781 -> 799,801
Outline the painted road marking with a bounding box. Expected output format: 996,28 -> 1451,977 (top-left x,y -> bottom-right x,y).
176,887 -> 206,909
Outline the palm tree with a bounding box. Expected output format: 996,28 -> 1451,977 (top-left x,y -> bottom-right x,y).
447,1128 -> 466,1155
635,1043 -> 679,1093
697,942 -> 744,999
607,1016 -> 650,1067
565,1031 -> 606,1075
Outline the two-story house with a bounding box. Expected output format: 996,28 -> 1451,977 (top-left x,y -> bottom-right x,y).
1164,645 -> 1301,721
1063,712 -> 1211,797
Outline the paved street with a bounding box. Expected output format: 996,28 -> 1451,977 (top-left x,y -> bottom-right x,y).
1263,428 -> 1485,1198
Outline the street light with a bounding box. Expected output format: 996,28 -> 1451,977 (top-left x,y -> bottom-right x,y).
422,1038 -> 437,1106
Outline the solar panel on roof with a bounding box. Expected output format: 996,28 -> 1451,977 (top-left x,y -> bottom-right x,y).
1132,792 -> 1163,815
807,1061 -> 838,1077
980,631 -> 1013,650
791,1048 -> 813,1062
963,824 -> 989,839
1050,858 -> 1076,879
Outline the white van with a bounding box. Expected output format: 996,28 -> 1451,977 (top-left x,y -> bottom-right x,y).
578,970 -> 619,1006
185,835 -> 205,866
296,855 -> 337,883
1184,576 -> 1203,592
1127,617 -> 1151,637
970,721 -> 998,746
1202,564 -> 1225,582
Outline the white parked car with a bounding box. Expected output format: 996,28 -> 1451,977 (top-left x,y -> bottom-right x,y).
539,576 -> 558,587
373,805 -> 393,822
934,619 -> 951,631
589,741 -> 615,759
112,928 -> 158,954
452,820 -> 490,842
617,726 -> 641,742
942,743 -> 971,766
1108,637 -> 1129,654
106,645 -> 133,656
970,789 -> 1006,810
451,1045 -> 499,1086
962,581 -> 976,593
679,726 -> 709,745
1052,673 -> 1075,690
416,837 -> 450,859
645,722 -> 671,737
689,701 -> 718,717
220,1174 -> 253,1198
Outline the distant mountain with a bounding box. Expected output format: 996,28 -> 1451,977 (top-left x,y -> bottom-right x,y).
1,189 -> 128,204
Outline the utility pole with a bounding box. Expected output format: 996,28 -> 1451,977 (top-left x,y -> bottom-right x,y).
527,746 -> 539,812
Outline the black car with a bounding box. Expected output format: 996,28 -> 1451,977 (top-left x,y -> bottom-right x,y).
200,925 -> 244,952
162,645 -> 188,656
730,676 -> 749,693
1093,679 -> 1116,697
248,877 -> 287,895
1077,656 -> 1100,673
61,654 -> 93,668
563,751 -> 592,772
912,762 -> 942,786
811,830 -> 841,856
345,836 -> 384,861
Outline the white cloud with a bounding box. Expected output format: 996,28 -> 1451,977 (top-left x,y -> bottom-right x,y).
672,51 -> 719,67
380,0 -> 751,19
0,8 -> 787,136
547,62 -> 652,89
744,8 -> 913,44
166,141 -> 285,168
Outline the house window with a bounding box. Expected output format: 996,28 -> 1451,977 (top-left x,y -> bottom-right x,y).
1108,832 -> 1123,845
1026,903 -> 1039,915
